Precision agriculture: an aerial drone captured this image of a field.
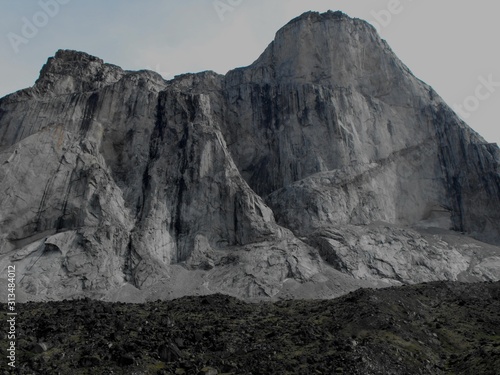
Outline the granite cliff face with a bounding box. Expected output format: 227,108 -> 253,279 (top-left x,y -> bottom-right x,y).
1,11 -> 499,301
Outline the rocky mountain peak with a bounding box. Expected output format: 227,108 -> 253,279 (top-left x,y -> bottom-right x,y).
34,49 -> 124,96
283,10 -> 349,26
233,10 -> 413,105
168,70 -> 224,94
47,48 -> 104,65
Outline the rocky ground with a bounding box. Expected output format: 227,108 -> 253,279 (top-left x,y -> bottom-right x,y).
1,281 -> 499,374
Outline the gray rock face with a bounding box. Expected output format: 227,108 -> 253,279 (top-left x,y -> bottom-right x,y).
0,11 -> 499,301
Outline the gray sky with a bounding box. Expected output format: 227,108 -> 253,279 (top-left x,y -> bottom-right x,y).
1,0 -> 499,145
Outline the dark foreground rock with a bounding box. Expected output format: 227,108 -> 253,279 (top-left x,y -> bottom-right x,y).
1,281 -> 499,374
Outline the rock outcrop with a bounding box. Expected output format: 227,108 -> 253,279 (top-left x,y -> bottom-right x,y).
0,11 -> 499,301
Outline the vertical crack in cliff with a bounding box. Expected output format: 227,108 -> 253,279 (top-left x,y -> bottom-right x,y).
55,169 -> 72,231
433,104 -> 465,233
80,92 -> 99,137
172,121 -> 190,263
170,94 -> 199,263
123,235 -> 138,288
233,197 -> 239,245
35,150 -> 72,233
134,91 -> 168,223
35,174 -> 56,233
150,91 -> 168,159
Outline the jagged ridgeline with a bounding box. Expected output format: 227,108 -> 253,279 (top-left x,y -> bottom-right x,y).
0,11 -> 499,301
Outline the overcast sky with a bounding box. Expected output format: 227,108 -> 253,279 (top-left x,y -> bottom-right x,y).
1,0 -> 499,145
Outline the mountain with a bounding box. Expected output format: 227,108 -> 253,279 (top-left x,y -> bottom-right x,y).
1,11 -> 499,301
